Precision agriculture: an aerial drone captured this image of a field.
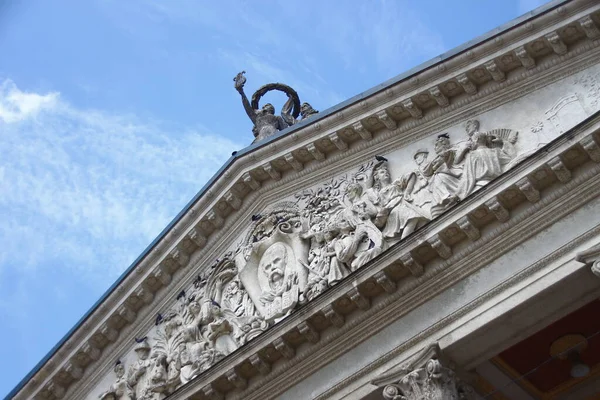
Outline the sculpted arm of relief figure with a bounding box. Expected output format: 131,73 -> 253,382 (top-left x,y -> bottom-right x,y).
401,171 -> 418,202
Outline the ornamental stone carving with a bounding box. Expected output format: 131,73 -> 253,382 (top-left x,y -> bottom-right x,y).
381,359 -> 473,400
99,362 -> 134,400
576,243 -> 600,278
98,117 -> 523,396
373,345 -> 475,400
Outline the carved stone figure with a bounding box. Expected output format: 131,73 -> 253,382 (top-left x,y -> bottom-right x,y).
324,229 -> 350,284
202,300 -> 238,355
367,160 -> 429,240
237,204 -> 309,322
221,279 -> 254,318
457,119 -> 518,197
142,352 -> 168,399
334,183 -> 386,271
404,148 -> 433,216
127,339 -> 155,400
178,325 -> 222,384
302,226 -> 351,301
99,362 -> 134,400
421,134 -> 465,217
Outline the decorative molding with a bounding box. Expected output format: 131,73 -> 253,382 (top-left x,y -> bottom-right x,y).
400,253 -> 424,277
328,132 -> 349,151
515,46 -> 536,69
352,121 -> 373,140
457,73 -> 477,95
579,15 -> 600,39
284,153 -> 304,171
485,60 -> 506,82
545,31 -> 568,55
307,143 -> 326,161
401,99 -> 423,119
548,156 -> 572,182
516,176 -> 541,203
429,86 -> 450,107
456,216 -> 480,241
377,110 -> 398,130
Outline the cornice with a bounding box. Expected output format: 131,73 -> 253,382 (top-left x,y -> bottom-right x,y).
10,1 -> 600,399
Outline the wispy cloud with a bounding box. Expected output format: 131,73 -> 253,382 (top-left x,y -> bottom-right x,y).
98,0 -> 445,112
0,79 -> 240,281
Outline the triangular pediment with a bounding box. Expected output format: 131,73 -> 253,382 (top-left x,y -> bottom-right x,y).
10,2 -> 600,399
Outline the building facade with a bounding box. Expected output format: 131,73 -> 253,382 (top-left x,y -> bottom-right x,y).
8,0 -> 600,399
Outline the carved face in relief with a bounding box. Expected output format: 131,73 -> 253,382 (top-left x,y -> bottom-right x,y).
414,151 -> 428,165
465,119 -> 480,136
346,182 -> 363,203
262,103 -> 275,115
434,136 -> 451,154
114,362 -> 125,379
188,300 -> 201,317
259,243 -> 288,291
135,347 -> 150,361
373,163 -> 392,186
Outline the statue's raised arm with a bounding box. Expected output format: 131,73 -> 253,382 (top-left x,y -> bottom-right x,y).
233,71 -> 256,124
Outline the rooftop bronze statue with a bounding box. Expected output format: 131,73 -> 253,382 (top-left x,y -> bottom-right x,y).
233,71 -> 318,142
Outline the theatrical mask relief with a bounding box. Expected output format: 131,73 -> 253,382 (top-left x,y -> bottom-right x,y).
99,118 -> 525,400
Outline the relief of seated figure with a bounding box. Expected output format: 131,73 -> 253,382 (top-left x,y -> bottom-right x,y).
366,160 -> 429,241
458,119 -> 518,197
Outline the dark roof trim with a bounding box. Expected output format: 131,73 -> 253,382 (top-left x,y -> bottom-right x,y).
4,0 -> 570,398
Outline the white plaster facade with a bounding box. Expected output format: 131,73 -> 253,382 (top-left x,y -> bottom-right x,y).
8,1 -> 600,399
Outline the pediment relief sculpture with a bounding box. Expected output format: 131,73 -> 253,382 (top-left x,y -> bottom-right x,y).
99,118 -> 523,397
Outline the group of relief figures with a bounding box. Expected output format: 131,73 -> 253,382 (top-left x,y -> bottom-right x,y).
99,119 -> 520,399
299,119 -> 519,300
100,267 -> 267,400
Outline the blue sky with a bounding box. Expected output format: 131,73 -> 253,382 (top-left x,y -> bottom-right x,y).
0,0 -> 550,396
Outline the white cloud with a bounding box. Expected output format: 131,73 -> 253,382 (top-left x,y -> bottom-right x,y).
0,80 -> 59,124
0,79 -> 240,282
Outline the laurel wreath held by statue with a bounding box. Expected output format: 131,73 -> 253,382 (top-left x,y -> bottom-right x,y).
251,83 -> 301,119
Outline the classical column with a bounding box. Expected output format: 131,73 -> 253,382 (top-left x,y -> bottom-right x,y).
373,345 -> 475,400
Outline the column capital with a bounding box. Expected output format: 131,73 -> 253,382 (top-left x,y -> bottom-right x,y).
372,344 -> 475,400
